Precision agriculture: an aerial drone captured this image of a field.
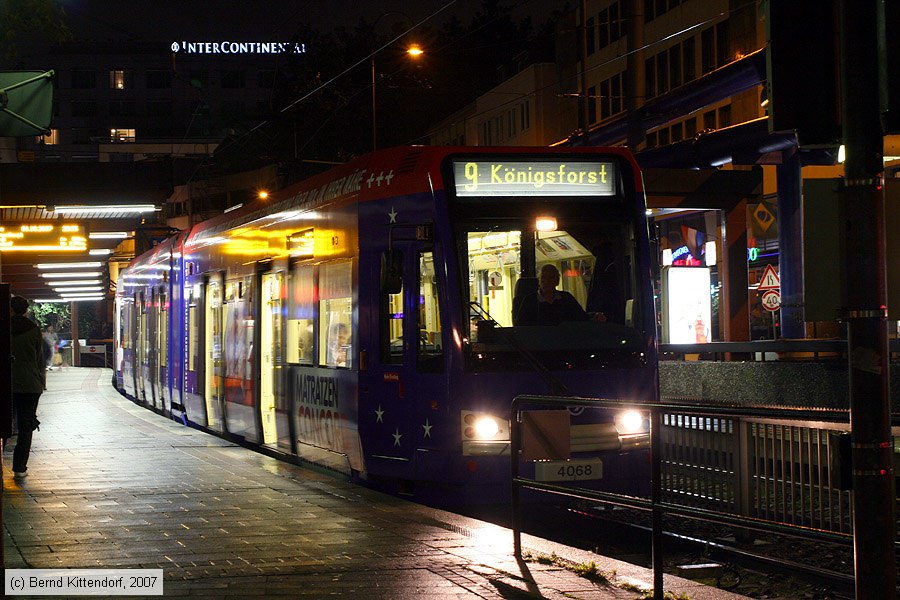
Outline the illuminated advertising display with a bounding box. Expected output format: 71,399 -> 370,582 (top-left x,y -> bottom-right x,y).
0,223 -> 88,252
661,266 -> 712,344
453,160 -> 617,197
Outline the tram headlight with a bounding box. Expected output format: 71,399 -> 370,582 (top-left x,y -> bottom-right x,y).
614,409 -> 647,435
462,411 -> 506,440
461,411 -> 509,456
474,416 -> 500,439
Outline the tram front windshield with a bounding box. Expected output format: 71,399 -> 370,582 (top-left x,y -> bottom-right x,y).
454,201 -> 645,370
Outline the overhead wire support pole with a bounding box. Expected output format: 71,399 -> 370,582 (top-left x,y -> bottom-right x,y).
838,1 -> 897,598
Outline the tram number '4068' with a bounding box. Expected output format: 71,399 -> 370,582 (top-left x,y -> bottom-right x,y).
534,458 -> 603,482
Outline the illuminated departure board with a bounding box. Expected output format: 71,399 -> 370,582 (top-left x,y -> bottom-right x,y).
0,223 -> 88,252
452,160 -> 617,197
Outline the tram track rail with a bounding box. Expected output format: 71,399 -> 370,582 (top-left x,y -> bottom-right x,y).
560,504 -> 861,599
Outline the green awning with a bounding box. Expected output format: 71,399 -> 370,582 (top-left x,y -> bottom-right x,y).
0,70 -> 54,136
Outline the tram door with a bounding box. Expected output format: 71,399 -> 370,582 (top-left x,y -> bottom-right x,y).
204,278 -> 225,431
131,293 -> 142,400
361,243 -> 445,467
156,287 -> 169,413
147,289 -> 159,408
407,248 -> 445,453
259,272 -> 282,445
136,292 -> 148,403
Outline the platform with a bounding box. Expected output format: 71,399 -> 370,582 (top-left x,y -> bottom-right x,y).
2,368 -> 748,599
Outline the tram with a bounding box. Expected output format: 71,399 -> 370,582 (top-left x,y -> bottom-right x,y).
115,146 -> 658,506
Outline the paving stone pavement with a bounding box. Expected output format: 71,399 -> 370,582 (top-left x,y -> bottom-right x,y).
2,368 -> 750,599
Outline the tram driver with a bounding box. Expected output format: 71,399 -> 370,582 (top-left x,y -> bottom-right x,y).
515,264 -> 606,326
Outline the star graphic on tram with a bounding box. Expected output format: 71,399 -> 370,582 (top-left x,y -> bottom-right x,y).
388,207 -> 397,223
422,419 -> 432,438
392,428 -> 402,446
375,405 -> 384,423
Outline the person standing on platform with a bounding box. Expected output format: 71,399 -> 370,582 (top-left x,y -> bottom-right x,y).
9,295 -> 45,479
41,324 -> 57,369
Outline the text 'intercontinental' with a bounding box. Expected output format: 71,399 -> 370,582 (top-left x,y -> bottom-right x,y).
171,41 -> 306,54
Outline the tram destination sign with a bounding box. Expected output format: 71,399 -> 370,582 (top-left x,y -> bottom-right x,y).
0,222 -> 88,252
453,160 -> 617,197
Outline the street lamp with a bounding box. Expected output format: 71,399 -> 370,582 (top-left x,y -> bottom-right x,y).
371,43 -> 423,151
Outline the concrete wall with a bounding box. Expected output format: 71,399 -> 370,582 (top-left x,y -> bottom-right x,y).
659,360 -> 900,412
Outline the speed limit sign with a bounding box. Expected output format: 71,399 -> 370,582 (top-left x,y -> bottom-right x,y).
761,290 -> 781,311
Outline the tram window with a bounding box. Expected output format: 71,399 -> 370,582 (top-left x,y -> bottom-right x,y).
382,280 -> 404,365
319,260 -> 353,368
417,251 -> 443,371
466,230 -> 522,329
123,299 -> 133,351
287,264 -> 316,365
188,292 -> 198,372
464,223 -> 635,331
159,292 -> 168,368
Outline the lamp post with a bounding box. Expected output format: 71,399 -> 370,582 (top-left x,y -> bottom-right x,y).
370,43 -> 423,151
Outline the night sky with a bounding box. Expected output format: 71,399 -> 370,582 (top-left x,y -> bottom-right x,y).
59,0 -> 563,43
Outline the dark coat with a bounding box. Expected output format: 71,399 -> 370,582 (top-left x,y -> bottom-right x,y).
11,315 -> 46,393
514,290 -> 590,326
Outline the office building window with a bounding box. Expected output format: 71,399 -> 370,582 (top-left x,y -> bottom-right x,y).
598,2 -> 622,50
109,128 -> 136,142
588,85 -> 597,125
599,8 -> 608,48
716,21 -> 730,68
37,129 -> 60,145
645,0 -> 684,21
658,127 -> 669,146
669,46 -> 682,90
718,104 -> 732,127
608,2 -> 621,43
71,101 -> 97,117
520,100 -> 530,131
146,101 -> 173,117
682,37 -> 696,82
71,70 -> 96,89
656,50 -> 669,95
684,117 -> 697,138
146,70 -> 172,89
109,70 -> 133,89
610,73 -> 622,115
586,17 -> 596,55
72,128 -> 93,144
109,101 -> 136,117
701,27 -> 716,74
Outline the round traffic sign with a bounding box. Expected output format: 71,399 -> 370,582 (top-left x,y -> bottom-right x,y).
761,290 -> 781,312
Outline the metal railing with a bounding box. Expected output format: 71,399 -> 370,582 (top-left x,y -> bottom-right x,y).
510,395 -> 900,600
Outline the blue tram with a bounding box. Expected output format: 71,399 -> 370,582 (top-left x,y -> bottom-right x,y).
115,146 -> 658,506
